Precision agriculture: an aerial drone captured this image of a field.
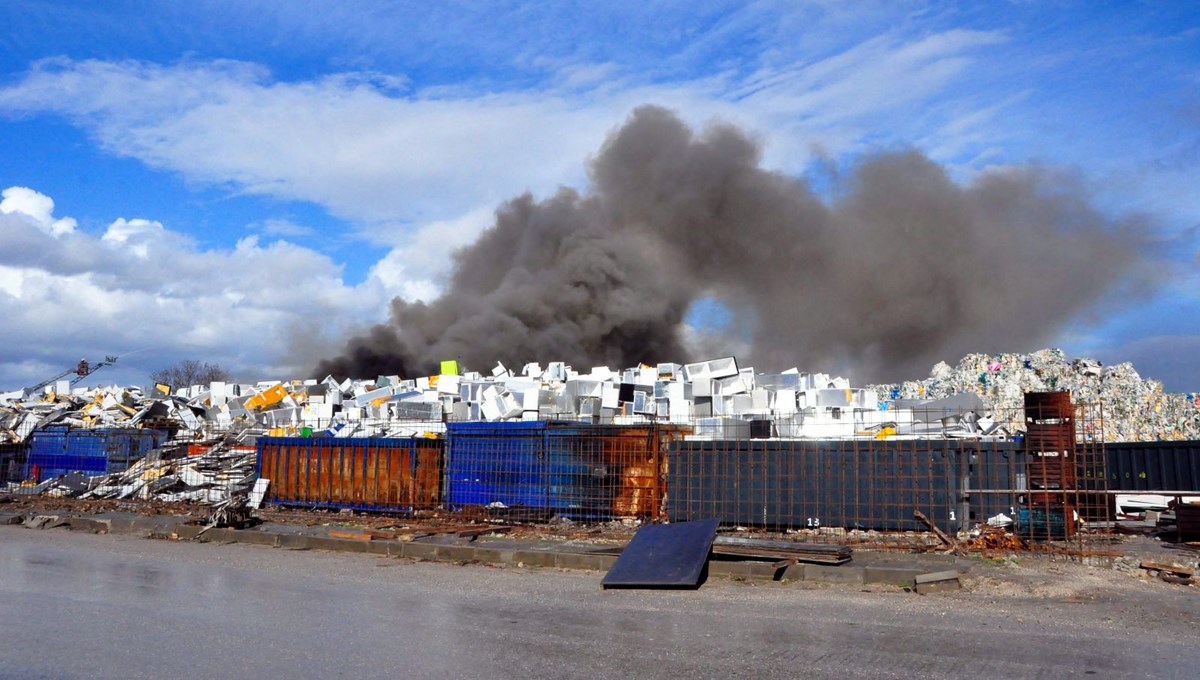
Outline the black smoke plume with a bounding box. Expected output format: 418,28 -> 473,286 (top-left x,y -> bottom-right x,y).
316,106 -> 1153,381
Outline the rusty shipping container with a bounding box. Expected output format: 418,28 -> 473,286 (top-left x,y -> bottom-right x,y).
256,437 -> 443,512
444,422 -> 689,521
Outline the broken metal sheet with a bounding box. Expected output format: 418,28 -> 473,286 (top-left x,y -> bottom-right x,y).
247,478 -> 269,509
601,519 -> 719,589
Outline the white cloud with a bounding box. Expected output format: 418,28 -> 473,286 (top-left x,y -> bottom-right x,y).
102,217 -> 165,258
0,187 -> 390,387
254,218 -> 316,238
0,28 -> 1010,242
0,186 -> 77,236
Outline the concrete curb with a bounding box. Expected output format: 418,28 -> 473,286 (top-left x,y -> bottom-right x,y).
3,511 -> 953,587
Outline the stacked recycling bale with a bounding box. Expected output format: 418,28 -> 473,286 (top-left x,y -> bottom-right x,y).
871,348 -> 1200,442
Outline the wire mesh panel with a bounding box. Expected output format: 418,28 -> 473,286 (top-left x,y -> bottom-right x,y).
25,426 -> 165,481
0,443 -> 26,484
445,422 -> 686,521
666,439 -> 959,538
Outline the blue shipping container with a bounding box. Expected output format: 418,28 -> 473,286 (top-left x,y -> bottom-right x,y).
26,426 -> 166,481
445,421 -> 666,519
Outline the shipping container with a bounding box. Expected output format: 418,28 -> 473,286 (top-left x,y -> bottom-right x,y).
444,422 -> 685,520
25,426 -> 166,481
256,436 -> 443,512
666,439 -> 960,532
961,441 -> 1022,523
1105,441 -> 1200,492
1,442 -> 27,484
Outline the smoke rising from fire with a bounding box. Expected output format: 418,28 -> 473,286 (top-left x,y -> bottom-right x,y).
316,106 -> 1152,381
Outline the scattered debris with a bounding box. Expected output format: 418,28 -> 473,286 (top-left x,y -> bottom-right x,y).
199,495 -> 256,534
967,525 -> 1027,552
3,354 -> 1019,447
914,509 -> 961,554
1139,560 -> 1194,578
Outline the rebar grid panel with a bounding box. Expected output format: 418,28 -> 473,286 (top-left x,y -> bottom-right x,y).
443,422 -> 688,522
10,394 -> 1122,557
666,437 -> 960,549
1018,395 -> 1111,556
0,442 -> 26,484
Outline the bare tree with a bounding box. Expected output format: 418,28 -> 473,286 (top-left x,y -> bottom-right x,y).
150,359 -> 231,388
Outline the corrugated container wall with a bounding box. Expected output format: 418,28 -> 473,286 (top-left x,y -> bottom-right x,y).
1104,441 -> 1200,492
26,426 -> 165,481
667,439 -> 963,532
256,437 -> 443,512
444,422 -> 685,521
1,442 -> 27,484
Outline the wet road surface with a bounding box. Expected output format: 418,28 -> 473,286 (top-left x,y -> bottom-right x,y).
1,526 -> 1197,679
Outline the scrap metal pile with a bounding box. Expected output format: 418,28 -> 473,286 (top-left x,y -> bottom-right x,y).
2,356 -> 1015,445
2,436 -> 262,506
2,348 -> 1192,462
871,348 -> 1200,442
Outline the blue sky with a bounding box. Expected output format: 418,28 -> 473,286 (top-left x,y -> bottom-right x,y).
0,1 -> 1197,390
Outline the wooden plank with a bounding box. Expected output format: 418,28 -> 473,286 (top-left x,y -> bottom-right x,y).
914,510 -> 959,552
1140,560 -> 1194,577
454,526 -> 512,538
711,546 -> 850,565
328,529 -> 397,541
713,536 -> 850,554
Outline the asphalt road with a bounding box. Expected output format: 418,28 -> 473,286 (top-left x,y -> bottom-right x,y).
1,526 -> 1197,679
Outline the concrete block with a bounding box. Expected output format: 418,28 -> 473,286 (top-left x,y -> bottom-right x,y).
228,529 -> 279,547
914,570 -> 960,584
914,570 -> 962,594
276,533 -> 314,550
779,563 -> 806,581
198,527 -> 241,543
168,524 -> 203,540
477,548 -> 515,565
915,578 -> 961,594
305,536 -> 371,553
864,566 -> 920,587
365,540 -> 392,555
555,552 -> 611,571
804,564 -> 866,584
512,550 -> 558,568
708,561 -> 754,578
437,545 -> 479,562
399,542 -> 439,560
65,517 -> 110,533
